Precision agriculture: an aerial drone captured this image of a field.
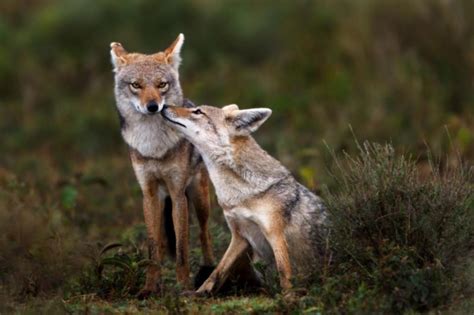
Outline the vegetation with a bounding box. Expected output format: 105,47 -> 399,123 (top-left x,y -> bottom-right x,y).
321,142 -> 473,313
1,0 -> 473,313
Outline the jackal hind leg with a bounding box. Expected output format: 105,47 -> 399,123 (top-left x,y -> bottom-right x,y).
196,234 -> 249,295
188,169 -> 215,267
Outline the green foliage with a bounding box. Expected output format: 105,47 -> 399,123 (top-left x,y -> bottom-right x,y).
321,142 -> 474,312
60,185 -> 78,209
1,0 -> 473,169
71,242 -> 149,299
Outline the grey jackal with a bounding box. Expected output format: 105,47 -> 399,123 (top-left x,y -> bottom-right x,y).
110,34 -> 214,297
161,104 -> 328,295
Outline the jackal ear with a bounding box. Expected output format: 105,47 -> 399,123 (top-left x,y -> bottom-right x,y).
110,42 -> 128,70
164,33 -> 184,70
227,108 -> 272,136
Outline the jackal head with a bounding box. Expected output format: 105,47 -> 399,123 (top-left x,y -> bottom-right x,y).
161,104 -> 272,148
110,34 -> 184,115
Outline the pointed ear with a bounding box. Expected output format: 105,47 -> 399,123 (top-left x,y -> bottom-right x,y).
227,108 -> 272,136
164,33 -> 184,70
110,42 -> 128,70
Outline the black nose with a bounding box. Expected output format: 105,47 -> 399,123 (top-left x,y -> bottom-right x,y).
146,101 -> 159,113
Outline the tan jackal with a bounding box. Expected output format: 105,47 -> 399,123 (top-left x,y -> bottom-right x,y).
161,104 -> 328,295
110,34 -> 214,298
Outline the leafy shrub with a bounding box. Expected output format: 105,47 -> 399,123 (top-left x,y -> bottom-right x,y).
321,142 -> 473,312
70,242 -> 150,299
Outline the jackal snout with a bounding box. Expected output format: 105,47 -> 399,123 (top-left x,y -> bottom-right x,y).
139,86 -> 163,114
161,105 -> 191,128
161,105 -> 190,117
124,81 -> 170,115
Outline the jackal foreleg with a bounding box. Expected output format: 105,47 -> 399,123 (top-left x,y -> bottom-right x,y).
188,169 -> 215,266
138,180 -> 166,297
196,233 -> 249,295
169,189 -> 190,288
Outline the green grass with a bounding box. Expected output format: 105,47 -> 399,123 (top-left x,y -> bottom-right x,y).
2,295 -> 284,315
1,141 -> 472,314
3,293 -> 474,314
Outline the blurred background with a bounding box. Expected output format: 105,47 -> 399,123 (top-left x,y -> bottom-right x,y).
0,0 -> 473,307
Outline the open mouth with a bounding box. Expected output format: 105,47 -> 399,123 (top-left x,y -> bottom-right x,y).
161,111 -> 187,128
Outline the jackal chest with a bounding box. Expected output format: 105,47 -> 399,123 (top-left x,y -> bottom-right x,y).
122,118 -> 182,159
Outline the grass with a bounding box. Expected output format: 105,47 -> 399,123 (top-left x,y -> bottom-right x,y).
1,141 -> 472,314
319,142 -> 473,312
3,295 -> 283,314
4,294 -> 474,315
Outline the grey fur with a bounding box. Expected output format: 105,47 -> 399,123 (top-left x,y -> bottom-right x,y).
110,38 -> 215,294
162,105 -> 329,291
114,60 -> 185,159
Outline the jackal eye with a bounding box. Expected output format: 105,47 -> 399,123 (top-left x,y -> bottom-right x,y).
158,81 -> 169,89
192,109 -> 203,115
130,82 -> 141,89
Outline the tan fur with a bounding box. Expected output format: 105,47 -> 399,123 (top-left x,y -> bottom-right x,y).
110,35 -> 214,297
161,105 -> 328,295
138,86 -> 161,107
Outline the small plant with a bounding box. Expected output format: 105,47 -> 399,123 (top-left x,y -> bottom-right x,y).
71,242 -> 152,299
320,141 -> 473,312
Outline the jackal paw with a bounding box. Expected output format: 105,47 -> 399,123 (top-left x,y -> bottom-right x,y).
180,289 -> 212,298
196,282 -> 214,296
194,289 -> 213,297
194,265 -> 216,289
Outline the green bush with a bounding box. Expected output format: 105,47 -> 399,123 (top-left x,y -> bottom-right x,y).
321,142 -> 474,312
70,242 -> 148,299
